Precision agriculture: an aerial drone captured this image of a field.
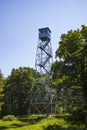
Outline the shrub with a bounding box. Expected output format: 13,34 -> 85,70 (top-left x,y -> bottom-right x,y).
3,115 -> 17,121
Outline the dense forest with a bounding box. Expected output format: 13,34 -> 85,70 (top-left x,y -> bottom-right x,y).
0,25 -> 87,127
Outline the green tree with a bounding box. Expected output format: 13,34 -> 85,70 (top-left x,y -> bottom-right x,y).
0,70 -> 4,113
2,67 -> 34,116
52,25 -> 87,123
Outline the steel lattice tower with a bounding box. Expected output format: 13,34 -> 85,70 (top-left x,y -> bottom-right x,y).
30,27 -> 56,114
35,27 -> 53,74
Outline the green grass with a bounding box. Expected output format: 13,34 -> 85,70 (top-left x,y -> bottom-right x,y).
0,114 -> 86,130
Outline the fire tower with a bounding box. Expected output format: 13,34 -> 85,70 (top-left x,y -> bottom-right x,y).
30,27 -> 56,114
35,27 -> 53,74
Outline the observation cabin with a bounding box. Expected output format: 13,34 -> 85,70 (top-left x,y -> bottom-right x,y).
39,27 -> 51,41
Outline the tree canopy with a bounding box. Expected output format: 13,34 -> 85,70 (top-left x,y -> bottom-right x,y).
2,67 -> 34,116
51,25 -> 87,123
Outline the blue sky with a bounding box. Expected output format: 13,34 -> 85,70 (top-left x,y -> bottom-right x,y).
0,0 -> 87,77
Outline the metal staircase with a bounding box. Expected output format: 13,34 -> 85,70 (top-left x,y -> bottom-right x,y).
30,27 -> 56,114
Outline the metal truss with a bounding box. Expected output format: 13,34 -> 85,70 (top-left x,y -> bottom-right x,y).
30,28 -> 56,114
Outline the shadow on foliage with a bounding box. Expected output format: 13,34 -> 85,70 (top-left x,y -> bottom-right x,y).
20,115 -> 48,124
9,123 -> 24,128
0,126 -> 7,130
45,125 -> 63,130
45,125 -> 71,130
45,124 -> 86,130
54,114 -> 85,124
0,123 -> 24,130
54,114 -> 70,120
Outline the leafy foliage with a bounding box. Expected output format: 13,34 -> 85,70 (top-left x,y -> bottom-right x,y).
0,70 -> 4,113
52,25 -> 87,122
0,114 -> 85,130
2,67 -> 34,116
